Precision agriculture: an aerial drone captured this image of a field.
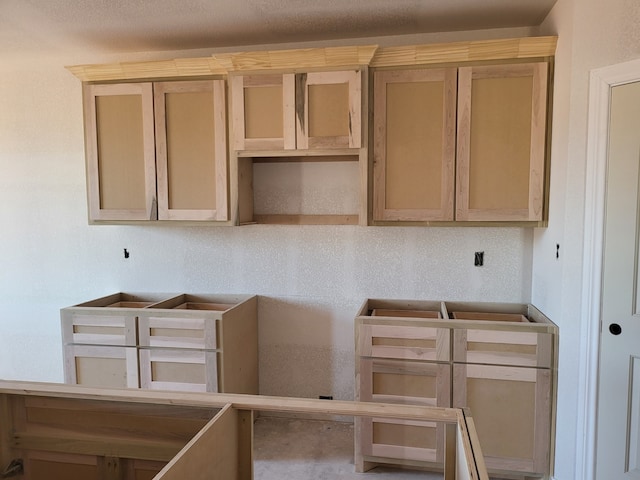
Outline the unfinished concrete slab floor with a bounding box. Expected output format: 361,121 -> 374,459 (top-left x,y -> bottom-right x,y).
253,416 -> 441,479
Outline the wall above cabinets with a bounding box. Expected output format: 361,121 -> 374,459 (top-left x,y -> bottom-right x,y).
68,36 -> 556,226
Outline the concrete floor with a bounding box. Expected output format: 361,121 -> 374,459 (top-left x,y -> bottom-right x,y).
253,416 -> 442,479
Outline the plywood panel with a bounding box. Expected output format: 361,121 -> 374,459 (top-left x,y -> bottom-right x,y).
373,421 -> 436,450
95,94 -> 146,210
308,83 -> 349,138
244,85 -> 283,139
152,362 -> 206,385
164,91 -> 216,210
29,457 -> 99,480
468,76 -> 532,210
76,357 -> 128,388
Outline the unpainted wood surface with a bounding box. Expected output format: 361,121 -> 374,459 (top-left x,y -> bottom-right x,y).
373,68 -> 456,222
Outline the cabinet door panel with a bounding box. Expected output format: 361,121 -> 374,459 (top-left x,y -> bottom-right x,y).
138,348 -> 217,393
456,62 -> 548,221
155,80 -> 228,221
453,364 -> 551,475
84,83 -> 156,221
373,68 -> 456,221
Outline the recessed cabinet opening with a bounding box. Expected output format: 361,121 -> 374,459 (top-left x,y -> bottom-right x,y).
238,155 -> 362,225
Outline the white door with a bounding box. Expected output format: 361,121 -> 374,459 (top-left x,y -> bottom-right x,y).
596,80 -> 640,479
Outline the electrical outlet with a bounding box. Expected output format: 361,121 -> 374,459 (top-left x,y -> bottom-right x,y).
474,251 -> 484,267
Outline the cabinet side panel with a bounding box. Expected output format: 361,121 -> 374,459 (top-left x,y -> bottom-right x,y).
95,94 -> 147,210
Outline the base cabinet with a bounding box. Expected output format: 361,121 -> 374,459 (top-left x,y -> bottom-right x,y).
355,299 -> 557,479
61,293 -> 258,394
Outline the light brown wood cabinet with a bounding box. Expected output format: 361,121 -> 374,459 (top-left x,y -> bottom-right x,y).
372,62 -> 550,224
231,70 -> 362,152
61,293 -> 258,394
355,299 -> 557,479
84,80 -> 228,223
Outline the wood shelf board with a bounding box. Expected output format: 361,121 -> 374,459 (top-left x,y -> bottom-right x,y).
235,148 -> 362,158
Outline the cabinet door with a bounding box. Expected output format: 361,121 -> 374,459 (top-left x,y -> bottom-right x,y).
373,68 -> 456,221
154,80 -> 228,221
231,74 -> 296,151
357,358 -> 451,466
456,62 -> 548,221
453,328 -> 553,368
296,70 -> 361,149
83,83 -> 156,221
453,364 -> 551,475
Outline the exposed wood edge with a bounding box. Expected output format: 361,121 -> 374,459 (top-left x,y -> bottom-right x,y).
370,36 -> 557,68
213,45 -> 378,72
0,380 -> 458,423
252,214 -> 359,225
66,57 -> 228,82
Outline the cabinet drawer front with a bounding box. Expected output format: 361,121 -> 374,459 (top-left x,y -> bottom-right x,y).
358,324 -> 450,361
453,328 -> 552,367
63,344 -> 139,389
359,358 -> 450,407
137,315 -> 217,350
61,313 -> 137,347
139,347 -> 218,393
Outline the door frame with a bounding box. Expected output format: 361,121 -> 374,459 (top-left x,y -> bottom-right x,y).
580,58 -> 640,480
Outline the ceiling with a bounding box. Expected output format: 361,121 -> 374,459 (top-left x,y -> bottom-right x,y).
0,0 -> 557,57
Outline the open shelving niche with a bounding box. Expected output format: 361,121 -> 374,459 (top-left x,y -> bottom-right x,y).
234,148 -> 368,226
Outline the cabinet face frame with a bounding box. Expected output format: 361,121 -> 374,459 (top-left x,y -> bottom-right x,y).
373,68 -> 456,222
231,74 -> 296,151
456,62 -> 548,221
154,80 -> 229,221
83,83 -> 157,221
452,364 -> 551,475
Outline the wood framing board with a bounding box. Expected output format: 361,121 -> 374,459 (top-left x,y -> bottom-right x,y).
154,79 -> 228,221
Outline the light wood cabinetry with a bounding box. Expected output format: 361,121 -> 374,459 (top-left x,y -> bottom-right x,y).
456,63 -> 548,221
373,69 -> 457,222
83,80 -> 228,223
372,61 -> 550,224
231,70 -> 361,151
355,299 -> 557,479
61,293 -> 258,394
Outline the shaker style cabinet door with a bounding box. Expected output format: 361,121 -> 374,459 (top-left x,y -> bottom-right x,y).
154,80 -> 228,221
456,62 -> 548,221
83,83 -> 157,221
373,68 -> 457,222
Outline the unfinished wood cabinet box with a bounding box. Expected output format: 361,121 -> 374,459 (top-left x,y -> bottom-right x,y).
61,293 -> 258,394
0,380 -> 489,480
372,61 -> 551,225
355,299 -> 558,479
83,79 -> 228,223
231,70 -> 368,226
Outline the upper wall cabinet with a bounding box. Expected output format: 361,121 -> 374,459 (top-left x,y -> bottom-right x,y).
372,61 -> 550,224
456,63 -> 548,222
83,80 -> 228,223
231,70 -> 362,152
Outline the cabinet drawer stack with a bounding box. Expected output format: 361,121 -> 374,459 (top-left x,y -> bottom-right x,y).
61,292 -> 258,394
355,299 -> 557,479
